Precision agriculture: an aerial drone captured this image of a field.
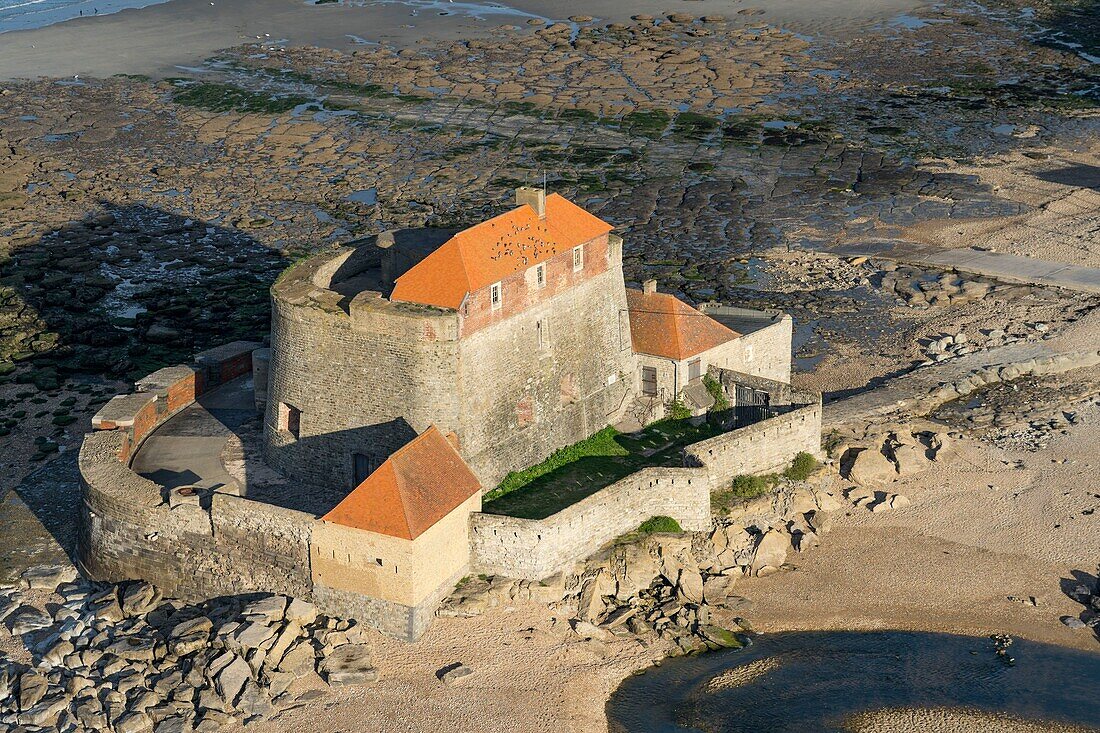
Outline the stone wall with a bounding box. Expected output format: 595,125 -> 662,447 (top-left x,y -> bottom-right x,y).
684,396 -> 823,478
456,256 -> 635,486
470,467 -> 711,580
469,392 -> 822,581
80,341 -> 316,603
78,430 -> 315,602
80,340 -> 475,642
702,312 -> 793,385
264,252 -> 462,490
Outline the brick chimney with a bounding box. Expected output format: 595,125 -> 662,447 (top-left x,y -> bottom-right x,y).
515,186 -> 546,218
643,279 -> 658,294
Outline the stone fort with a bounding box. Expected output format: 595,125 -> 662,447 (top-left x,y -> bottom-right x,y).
78,189 -> 820,640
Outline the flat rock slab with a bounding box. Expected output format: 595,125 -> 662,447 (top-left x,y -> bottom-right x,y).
243,596 -> 287,624
319,644 -> 377,685
7,606 -> 52,635
20,564 -> 77,591
234,621 -> 277,649
439,664 -> 474,685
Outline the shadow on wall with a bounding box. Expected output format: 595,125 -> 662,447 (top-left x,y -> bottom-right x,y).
0,203 -> 286,384
257,415 -> 419,515
0,204 -> 286,574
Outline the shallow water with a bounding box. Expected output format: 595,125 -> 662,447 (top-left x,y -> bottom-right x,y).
0,0 -> 170,33
607,631 -> 1100,733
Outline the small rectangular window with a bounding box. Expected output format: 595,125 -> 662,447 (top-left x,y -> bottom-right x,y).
535,263 -> 546,288
572,245 -> 584,272
537,320 -> 550,350
688,358 -> 702,381
641,366 -> 658,396
278,402 -> 301,440
490,282 -> 502,310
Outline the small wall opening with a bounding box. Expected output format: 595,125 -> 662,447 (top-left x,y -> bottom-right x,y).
278,402 -> 302,440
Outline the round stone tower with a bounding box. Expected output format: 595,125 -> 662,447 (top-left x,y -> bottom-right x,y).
263,228 -> 461,494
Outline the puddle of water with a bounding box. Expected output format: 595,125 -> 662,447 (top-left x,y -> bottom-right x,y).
346,187 -> 378,204
608,631 -> 1100,733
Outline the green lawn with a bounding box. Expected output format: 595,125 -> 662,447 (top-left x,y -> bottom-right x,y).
482,419 -> 722,520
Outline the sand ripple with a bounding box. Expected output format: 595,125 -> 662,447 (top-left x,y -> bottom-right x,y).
845,707 -> 1099,733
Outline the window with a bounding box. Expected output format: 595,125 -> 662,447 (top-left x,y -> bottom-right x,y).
641,366 -> 658,396
535,263 -> 546,289
490,282 -> 502,310
536,319 -> 550,350
353,453 -> 378,486
572,245 -> 584,272
744,344 -> 755,362
688,358 -> 702,382
278,402 -> 301,439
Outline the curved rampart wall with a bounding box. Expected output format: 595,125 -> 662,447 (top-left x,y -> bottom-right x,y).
78,341 -> 317,601
264,252 -> 462,491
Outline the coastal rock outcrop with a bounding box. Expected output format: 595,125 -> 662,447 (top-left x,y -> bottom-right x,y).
0,574 -> 377,732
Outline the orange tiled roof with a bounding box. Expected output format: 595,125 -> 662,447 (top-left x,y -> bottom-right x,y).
321,426 -> 481,540
625,289 -> 740,361
390,193 -> 613,309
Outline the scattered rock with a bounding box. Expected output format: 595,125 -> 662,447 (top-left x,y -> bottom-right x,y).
438,664 -> 474,685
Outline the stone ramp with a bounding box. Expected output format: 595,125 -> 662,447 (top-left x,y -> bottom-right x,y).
823,343 -> 1100,430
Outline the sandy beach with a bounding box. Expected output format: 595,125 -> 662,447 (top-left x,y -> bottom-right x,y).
0,0 -> 922,79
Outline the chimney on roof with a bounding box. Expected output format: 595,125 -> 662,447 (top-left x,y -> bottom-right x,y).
643,279 -> 658,295
515,186 -> 546,219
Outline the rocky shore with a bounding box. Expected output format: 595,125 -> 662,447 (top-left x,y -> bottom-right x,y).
1,575 -> 378,732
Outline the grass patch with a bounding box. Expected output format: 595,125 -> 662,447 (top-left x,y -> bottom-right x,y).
486,427 -> 627,502
712,451 -> 818,513
171,82 -> 314,114
667,398 -> 692,421
484,419 -> 721,519
558,108 -> 599,123
783,451 -> 820,481
638,515 -> 682,534
672,112 -> 719,139
621,109 -> 671,138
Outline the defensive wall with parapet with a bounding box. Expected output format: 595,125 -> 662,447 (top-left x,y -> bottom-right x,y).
469,384 -> 823,580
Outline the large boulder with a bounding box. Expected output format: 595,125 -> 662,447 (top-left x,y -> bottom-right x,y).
677,568 -> 704,604
845,448 -> 897,486
750,530 -> 790,577
891,443 -> 930,477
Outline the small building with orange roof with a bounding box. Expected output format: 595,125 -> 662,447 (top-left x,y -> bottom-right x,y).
625,279 -> 792,415
310,425 -> 483,641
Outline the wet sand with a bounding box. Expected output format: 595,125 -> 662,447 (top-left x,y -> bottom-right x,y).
0,0 -> 921,80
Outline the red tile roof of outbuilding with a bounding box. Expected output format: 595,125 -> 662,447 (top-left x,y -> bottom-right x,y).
321,426 -> 482,540
390,193 -> 613,310
625,289 -> 740,360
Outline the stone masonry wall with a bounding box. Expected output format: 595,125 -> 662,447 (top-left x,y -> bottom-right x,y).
264,254 -> 462,491
457,259 -> 635,486
470,467 -> 711,580
684,397 -> 823,477
470,395 -> 822,580
80,342 -> 317,603
705,314 -> 793,385
264,237 -> 634,490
